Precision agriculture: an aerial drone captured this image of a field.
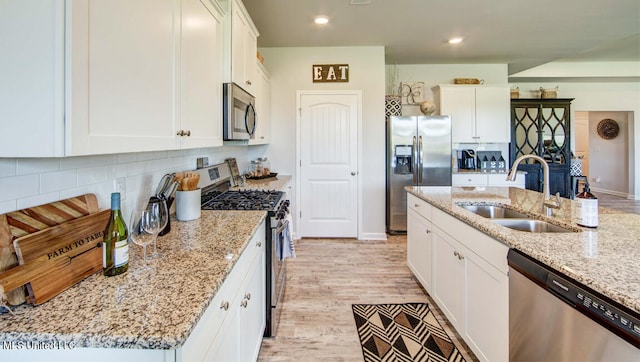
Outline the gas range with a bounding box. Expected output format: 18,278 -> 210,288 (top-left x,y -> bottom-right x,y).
193,162 -> 286,213
201,189 -> 283,211
190,162 -> 289,338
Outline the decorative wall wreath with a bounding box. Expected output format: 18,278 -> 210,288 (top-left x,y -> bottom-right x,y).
596,118 -> 619,140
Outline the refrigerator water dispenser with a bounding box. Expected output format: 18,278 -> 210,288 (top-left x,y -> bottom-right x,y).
394,145 -> 413,174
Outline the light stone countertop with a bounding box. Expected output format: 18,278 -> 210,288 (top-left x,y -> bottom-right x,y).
0,210 -> 267,349
231,174 -> 292,192
406,186 -> 640,314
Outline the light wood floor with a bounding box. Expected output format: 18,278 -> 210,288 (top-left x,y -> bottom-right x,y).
258,235 -> 477,362
597,192 -> 640,214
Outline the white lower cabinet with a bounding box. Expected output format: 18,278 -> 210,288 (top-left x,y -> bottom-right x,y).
206,235 -> 265,362
432,230 -> 464,328
407,195 -> 433,293
199,222 -> 266,362
407,197 -> 509,362
407,212 -> 433,293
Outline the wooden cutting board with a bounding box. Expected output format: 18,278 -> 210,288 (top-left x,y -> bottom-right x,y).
0,194 -> 99,305
0,209 -> 110,305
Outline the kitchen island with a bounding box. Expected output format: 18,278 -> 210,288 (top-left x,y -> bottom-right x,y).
0,210 -> 267,360
406,186 -> 639,312
405,186 -> 639,361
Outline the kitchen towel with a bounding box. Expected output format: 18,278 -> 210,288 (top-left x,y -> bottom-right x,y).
281,213 -> 296,259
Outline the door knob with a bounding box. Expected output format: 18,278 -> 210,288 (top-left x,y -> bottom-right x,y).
351,171 -> 357,176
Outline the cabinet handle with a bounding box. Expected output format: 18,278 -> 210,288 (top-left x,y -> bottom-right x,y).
256,241 -> 262,247
453,251 -> 464,260
241,299 -> 248,308
185,130 -> 191,137
425,229 -> 431,234
220,301 -> 230,311
176,130 -> 183,136
246,80 -> 252,86
176,130 -> 191,137
245,292 -> 251,300
414,204 -> 420,207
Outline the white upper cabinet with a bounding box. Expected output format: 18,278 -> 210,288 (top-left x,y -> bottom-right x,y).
0,0 -> 65,157
67,0 -> 179,155
227,0 -> 258,96
0,0 -> 225,157
439,85 -> 510,143
180,0 -> 225,149
248,61 -> 271,145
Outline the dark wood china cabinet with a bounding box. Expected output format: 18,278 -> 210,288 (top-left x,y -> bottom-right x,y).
510,98 -> 573,198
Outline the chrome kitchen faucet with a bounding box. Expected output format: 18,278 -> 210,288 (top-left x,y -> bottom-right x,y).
507,155 -> 562,216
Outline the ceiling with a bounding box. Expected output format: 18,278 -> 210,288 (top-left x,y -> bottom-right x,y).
242,0 -> 640,75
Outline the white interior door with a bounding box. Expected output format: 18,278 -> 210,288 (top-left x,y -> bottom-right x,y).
298,92 -> 359,237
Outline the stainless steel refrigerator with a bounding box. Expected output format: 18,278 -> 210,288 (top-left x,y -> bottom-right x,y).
386,115 -> 452,233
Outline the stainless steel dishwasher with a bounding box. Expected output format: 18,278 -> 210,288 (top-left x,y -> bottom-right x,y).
508,249 -> 640,361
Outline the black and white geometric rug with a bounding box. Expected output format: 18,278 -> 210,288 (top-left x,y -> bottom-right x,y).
352,303 -> 466,362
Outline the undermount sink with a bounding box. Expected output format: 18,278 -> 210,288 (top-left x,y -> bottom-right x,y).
457,203 -> 578,233
492,219 -> 576,233
457,204 -> 530,219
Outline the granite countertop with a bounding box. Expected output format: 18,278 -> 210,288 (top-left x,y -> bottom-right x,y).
0,210 -> 267,349
231,174 -> 292,192
406,186 -> 640,313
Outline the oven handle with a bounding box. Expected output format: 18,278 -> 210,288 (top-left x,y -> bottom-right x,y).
274,217 -> 289,235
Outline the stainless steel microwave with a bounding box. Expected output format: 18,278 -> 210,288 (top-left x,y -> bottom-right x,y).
223,83 -> 256,141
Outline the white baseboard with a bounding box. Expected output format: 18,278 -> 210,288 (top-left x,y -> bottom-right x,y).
590,187 -> 630,199
358,232 -> 388,241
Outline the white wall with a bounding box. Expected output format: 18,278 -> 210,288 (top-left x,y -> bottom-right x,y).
389,63 -> 508,98
509,81 -> 640,199
0,145 -> 264,217
259,46 -> 386,240
588,111 -> 630,196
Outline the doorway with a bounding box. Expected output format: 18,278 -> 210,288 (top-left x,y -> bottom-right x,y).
296,91 -> 361,238
574,110 -> 631,198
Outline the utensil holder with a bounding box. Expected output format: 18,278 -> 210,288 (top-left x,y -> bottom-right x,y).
176,189 -> 201,221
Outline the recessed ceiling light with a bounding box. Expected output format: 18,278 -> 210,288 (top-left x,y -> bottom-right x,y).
314,16 -> 329,25
448,37 -> 463,44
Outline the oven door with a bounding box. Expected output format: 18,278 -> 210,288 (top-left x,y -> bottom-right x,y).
268,215 -> 289,337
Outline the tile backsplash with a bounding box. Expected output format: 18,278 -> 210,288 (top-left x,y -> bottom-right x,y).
0,145 -> 265,217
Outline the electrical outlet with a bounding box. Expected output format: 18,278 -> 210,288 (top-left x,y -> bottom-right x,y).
114,177 -> 126,200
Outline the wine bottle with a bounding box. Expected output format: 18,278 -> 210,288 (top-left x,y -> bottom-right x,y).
103,192 -> 129,276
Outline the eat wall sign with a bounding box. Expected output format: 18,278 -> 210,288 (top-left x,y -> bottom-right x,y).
312,64 -> 349,83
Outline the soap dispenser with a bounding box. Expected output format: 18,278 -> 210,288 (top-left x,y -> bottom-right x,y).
575,184 -> 598,228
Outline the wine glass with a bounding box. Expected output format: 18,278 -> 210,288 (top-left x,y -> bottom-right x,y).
129,202 -> 155,268
146,197 -> 169,259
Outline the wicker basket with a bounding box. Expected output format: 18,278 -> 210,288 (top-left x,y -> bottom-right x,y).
540,86 -> 558,98
454,78 -> 483,84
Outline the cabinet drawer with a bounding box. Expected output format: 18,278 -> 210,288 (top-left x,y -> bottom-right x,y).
408,194 -> 432,221
432,208 -> 508,274
452,174 -> 488,186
